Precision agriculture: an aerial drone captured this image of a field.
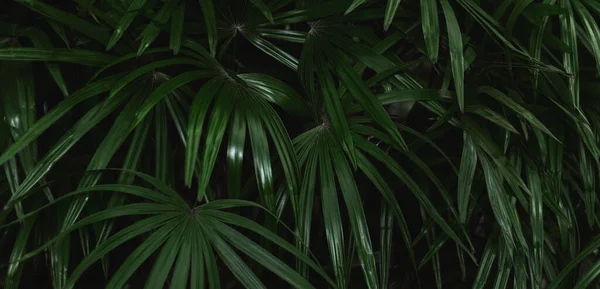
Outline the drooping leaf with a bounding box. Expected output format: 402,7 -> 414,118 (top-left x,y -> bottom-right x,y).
137,23 -> 161,56
440,0 -> 465,112
198,0 -> 218,56
421,0 -> 439,62
384,0 -> 401,31
316,59 -> 355,166
184,78 -> 223,187
226,110 -> 247,198
457,133 -> 477,224
170,3 -> 185,55
247,99 -> 275,209
318,139 -> 347,288
197,85 -> 235,200
559,0 -> 579,106
329,139 -> 379,289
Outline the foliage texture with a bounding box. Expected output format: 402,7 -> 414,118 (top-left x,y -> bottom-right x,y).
2,0 -> 600,288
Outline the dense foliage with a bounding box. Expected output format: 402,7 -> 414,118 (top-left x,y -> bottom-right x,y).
3,0 -> 600,288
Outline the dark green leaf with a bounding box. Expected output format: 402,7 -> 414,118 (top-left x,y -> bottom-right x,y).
106,0 -> 149,50
440,0 -> 465,112
198,0 -> 218,56
421,0 -> 439,62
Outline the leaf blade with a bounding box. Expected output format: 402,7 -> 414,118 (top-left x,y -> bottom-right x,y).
440,0 -> 465,112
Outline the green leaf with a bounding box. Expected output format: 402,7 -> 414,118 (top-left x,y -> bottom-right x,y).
203,223 -> 266,289
384,0 -> 401,31
106,0 -> 149,50
135,70 -> 215,126
477,86 -> 557,140
256,28 -> 306,43
197,85 -> 235,200
478,153 -> 520,256
440,0 -> 465,112
189,222 -> 205,289
296,150 -> 318,277
61,213 -> 180,289
506,0 -> 534,38
198,221 -> 220,289
1,59 -> 37,176
355,150 -> 417,277
209,220 -> 314,288
6,95 -> 126,207
96,117 -> 153,263
472,239 -> 498,289
170,3 -> 185,55
242,31 -> 299,70
3,187 -> 182,228
549,235 -> 600,287
330,140 -> 379,289
201,209 -> 334,285
457,133 -> 477,224
18,27 -> 69,96
466,105 -> 520,134
460,117 -> 532,207
47,20 -> 71,48
524,3 -> 565,18
184,78 -> 222,187
573,259 -> 600,289
0,48 -> 116,66
526,160 -> 544,286
247,100 -> 275,209
354,136 -> 475,257
421,0 -> 440,62
110,58 -> 202,99
137,22 -> 161,56
330,51 -> 409,151
60,83 -> 151,247
456,0 -> 524,54
559,0 -> 579,106
492,239 -> 511,289
347,89 -> 448,114
377,88 -> 448,105
316,60 -> 355,167
4,219 -> 35,289
170,231 -> 192,289
104,218 -> 181,289
145,219 -> 189,289
15,0 -> 112,45
155,100 -> 169,182
379,201 -> 393,289
249,0 -> 274,23
318,142 -> 347,289
199,0 -> 218,56
573,0 -> 600,76
345,0 -> 366,14
255,97 -> 300,203
226,110 -> 247,197
364,59 -> 424,87
299,34 -> 318,117
240,73 -> 310,117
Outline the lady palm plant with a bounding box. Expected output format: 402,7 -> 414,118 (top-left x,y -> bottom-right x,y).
3,0 -> 600,288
